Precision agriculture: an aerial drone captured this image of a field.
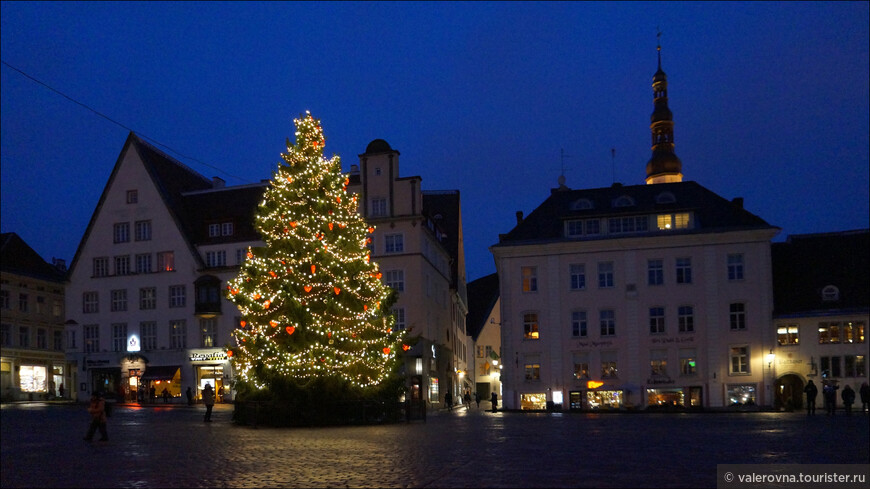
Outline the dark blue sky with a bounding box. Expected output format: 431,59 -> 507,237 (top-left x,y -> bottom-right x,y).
2,1 -> 868,282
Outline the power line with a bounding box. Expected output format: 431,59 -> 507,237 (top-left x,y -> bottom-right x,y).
1,59 -> 252,184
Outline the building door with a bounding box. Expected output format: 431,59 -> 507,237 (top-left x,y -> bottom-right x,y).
775,374 -> 805,411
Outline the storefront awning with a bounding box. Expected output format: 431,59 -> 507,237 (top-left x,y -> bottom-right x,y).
141,366 -> 180,381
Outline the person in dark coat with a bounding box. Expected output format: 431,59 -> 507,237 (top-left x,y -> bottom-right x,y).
444,391 -> 453,411
803,380 -> 818,415
202,384 -> 215,422
823,383 -> 838,415
186,387 -> 194,406
83,391 -> 108,442
841,384 -> 856,416
490,392 -> 498,412
860,382 -> 870,414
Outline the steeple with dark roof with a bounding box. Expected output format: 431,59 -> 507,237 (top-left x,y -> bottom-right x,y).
646,33 -> 683,185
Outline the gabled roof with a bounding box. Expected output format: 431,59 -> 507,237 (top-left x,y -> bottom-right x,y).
0,232 -> 66,282
466,272 -> 499,341
772,229 -> 870,316
494,181 -> 776,246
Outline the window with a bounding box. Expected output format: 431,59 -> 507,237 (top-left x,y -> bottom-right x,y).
18,326 -> 30,348
135,220 -> 152,241
169,320 -> 186,349
598,262 -> 614,288
601,351 -> 618,378
727,254 -> 744,281
649,307 -> 665,334
126,190 -> 138,204
236,248 -> 245,265
392,307 -> 406,330
0,290 -> 8,309
524,355 -> 541,381
141,321 -> 157,350
67,330 -> 77,349
727,384 -> 756,406
818,322 -> 841,344
585,219 -> 600,235
93,257 -> 109,277
157,251 -> 175,272
566,220 -> 583,237
136,253 -> 152,274
729,303 -> 746,330
650,349 -> 668,376
608,216 -> 648,234
676,257 -> 692,284
678,306 -> 694,333
571,198 -> 594,210
572,352 -> 590,379
613,195 -> 635,207
655,192 -> 676,204
843,321 -> 865,343
600,310 -> 615,336
19,293 -> 28,312
0,323 -> 10,347
205,250 -> 226,267
844,355 -> 866,378
777,325 -> 799,345
110,289 -> 127,312
53,299 -> 62,318
648,260 -> 663,286
83,292 -> 99,313
36,328 -> 47,349
84,324 -> 99,353
371,198 -> 387,217
221,222 -> 234,236
208,224 -> 221,237
385,234 -> 404,253
115,255 -> 131,276
36,296 -> 45,314
53,330 -> 63,351
384,270 -> 404,292
112,323 -> 127,352
680,348 -> 697,376
656,212 -> 691,230
569,264 -> 586,290
523,313 -> 540,340
169,285 -> 186,308
571,310 -> 587,337
114,222 -> 130,243
200,318 -> 216,347
139,287 -> 156,310
730,346 -> 749,374
821,356 -> 842,378
521,267 -> 538,292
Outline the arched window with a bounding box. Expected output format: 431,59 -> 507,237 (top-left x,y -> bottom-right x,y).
613,195 -> 635,208
655,192 -> 676,204
570,198 -> 594,210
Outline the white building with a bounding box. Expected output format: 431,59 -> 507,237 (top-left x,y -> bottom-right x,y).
466,272 -> 502,401
491,45 -> 781,411
64,133 -> 266,402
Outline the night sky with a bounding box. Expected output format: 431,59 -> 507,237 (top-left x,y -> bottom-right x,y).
2,2 -> 868,282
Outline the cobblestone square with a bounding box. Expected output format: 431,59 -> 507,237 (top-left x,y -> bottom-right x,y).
2,402 -> 868,488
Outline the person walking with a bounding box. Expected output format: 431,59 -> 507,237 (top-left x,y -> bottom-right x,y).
490,392 -> 498,412
804,379 -> 818,415
474,391 -> 481,409
860,382 -> 870,414
841,384 -> 856,416
202,384 -> 215,422
161,387 -> 170,403
444,391 -> 453,411
58,383 -> 65,399
186,387 -> 194,406
83,391 -> 108,442
463,390 -> 471,409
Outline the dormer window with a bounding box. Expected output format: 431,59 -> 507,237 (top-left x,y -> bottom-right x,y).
655,192 -> 676,204
822,285 -> 840,302
571,198 -> 594,210
613,195 -> 635,208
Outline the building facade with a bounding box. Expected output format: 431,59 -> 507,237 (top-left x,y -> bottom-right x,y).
491,45 -> 781,411
466,272 -> 502,401
1,233 -> 69,401
770,230 -> 868,411
64,133 -> 265,402
347,139 -> 469,406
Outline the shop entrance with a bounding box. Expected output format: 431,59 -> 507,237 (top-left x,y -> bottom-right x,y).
774,374 -> 805,411
196,365 -> 225,402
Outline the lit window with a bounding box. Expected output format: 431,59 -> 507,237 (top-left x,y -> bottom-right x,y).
729,346 -> 749,374
522,266 -> 537,292
777,325 -> 799,345
158,252 -> 175,272
601,351 -> 618,378
680,348 -> 697,376
523,313 -> 539,340
169,320 -> 186,349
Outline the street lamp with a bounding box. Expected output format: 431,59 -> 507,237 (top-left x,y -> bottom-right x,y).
766,349 -> 775,370
766,349 -> 776,409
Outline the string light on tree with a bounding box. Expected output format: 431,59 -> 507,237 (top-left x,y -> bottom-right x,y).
226,111 -> 405,391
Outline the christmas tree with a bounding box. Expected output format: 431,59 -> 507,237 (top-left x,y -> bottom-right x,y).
226,112 -> 405,395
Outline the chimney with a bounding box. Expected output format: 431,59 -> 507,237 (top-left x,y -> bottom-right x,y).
731,197 -> 744,209
212,177 -> 225,189
516,211 -> 524,225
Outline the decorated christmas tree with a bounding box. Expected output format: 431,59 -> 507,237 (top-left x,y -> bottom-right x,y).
226,112 -> 405,397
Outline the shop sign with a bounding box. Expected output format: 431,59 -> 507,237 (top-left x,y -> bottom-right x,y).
127,334 -> 141,352
189,352 -> 228,362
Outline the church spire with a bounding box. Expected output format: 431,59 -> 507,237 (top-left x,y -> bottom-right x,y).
645,30 -> 683,185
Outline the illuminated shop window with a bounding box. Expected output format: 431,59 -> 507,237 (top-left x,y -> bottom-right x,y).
19,365 -> 47,392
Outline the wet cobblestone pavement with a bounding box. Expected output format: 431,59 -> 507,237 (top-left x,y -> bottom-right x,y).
2,401 -> 868,488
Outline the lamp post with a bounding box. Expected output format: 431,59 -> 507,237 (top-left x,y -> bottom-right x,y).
766,349 -> 776,408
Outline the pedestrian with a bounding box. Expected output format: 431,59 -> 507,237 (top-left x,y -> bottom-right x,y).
860,382 -> 870,413
463,390 -> 471,409
444,391 -> 453,411
58,383 -> 65,399
149,386 -> 156,403
804,379 -> 818,415
186,387 -> 194,406
83,391 -> 108,442
823,383 -> 838,415
202,384 -> 215,422
161,387 -> 170,403
217,385 -> 224,403
490,391 -> 498,412
474,391 -> 481,408
841,384 -> 856,416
